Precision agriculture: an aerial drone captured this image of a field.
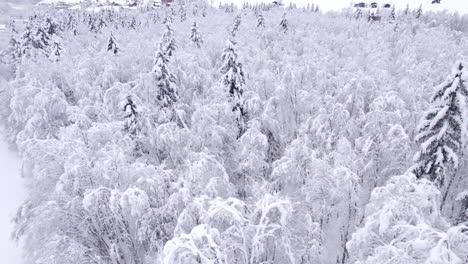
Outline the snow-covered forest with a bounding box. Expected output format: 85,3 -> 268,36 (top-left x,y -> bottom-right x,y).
1,1 -> 468,263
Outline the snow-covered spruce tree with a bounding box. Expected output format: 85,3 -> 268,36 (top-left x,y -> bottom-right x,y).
280,13 -> 288,33
231,14 -> 242,37
152,47 -> 178,108
129,17 -> 138,30
65,13 -> 77,32
354,8 -> 362,20
416,4 -> 423,19
393,21 -> 399,32
412,61 -> 468,187
20,17 -> 52,58
123,95 -> 138,137
457,192 -> 468,223
122,94 -> 150,155
51,38 -> 62,61
90,15 -> 107,33
256,13 -> 265,28
179,4 -> 186,22
0,37 -> 21,65
161,24 -> 177,57
192,6 -> 198,16
107,33 -> 118,54
44,17 -> 60,35
220,38 -> 246,138
389,5 -> 396,22
7,20 -> 18,34
190,22 -> 203,48
201,6 -> 207,17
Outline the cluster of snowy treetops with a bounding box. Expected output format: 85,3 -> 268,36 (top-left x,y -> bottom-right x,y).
1,1 -> 468,263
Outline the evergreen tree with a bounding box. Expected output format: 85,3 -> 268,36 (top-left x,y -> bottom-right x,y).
231,14 -> 242,37
412,61 -> 468,187
129,17 -> 138,30
280,13 -> 288,33
355,8 -> 362,20
7,20 -> 18,34
123,95 -> 138,136
1,37 -> 21,64
107,33 -> 118,54
416,4 -> 423,19
256,13 -> 265,28
20,18 -> 51,58
189,22 -> 203,48
153,47 -> 178,108
389,5 -> 396,22
393,21 -> 400,32
161,24 -> 177,57
179,5 -> 186,21
457,192 -> 468,224
220,39 -> 246,138
44,17 -> 60,35
404,4 -> 410,15
91,16 -> 107,33
51,38 -> 62,61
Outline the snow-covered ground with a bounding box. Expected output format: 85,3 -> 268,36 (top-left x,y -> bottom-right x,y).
0,136 -> 24,264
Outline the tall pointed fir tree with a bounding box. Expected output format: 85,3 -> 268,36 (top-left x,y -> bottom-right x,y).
457,192 -> 468,224
20,17 -> 51,58
152,46 -> 178,109
51,38 -> 62,61
220,39 -> 246,138
7,20 -> 18,34
44,17 -> 60,35
355,8 -> 363,20
412,61 -> 468,187
190,22 -> 203,48
280,13 -> 288,33
1,37 -> 21,64
107,33 -> 118,54
161,24 -> 177,57
389,5 -> 396,22
123,95 -> 149,154
256,13 -> 265,28
179,5 -> 186,22
416,4 -> 423,19
123,95 -> 139,137
231,14 -> 242,37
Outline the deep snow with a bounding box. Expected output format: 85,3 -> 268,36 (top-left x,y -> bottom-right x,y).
0,135 -> 24,264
